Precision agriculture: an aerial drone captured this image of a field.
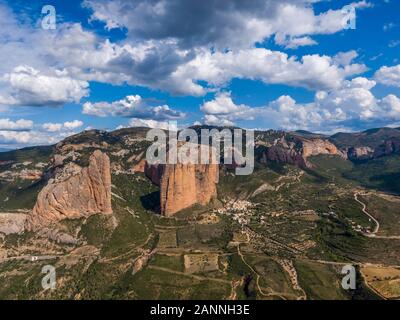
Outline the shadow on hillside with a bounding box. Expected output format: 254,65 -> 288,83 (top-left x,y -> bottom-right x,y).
140,191 -> 160,214
363,172 -> 400,195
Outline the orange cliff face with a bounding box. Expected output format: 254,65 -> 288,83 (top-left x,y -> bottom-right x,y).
302,139 -> 345,159
144,144 -> 219,216
159,162 -> 219,217
26,150 -> 112,231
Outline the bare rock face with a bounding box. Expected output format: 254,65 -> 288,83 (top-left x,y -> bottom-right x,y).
26,150 -> 112,230
347,146 -> 374,160
133,158 -> 146,173
144,145 -> 219,216
144,161 -> 164,186
159,163 -> 219,216
374,138 -> 400,158
263,146 -> 308,168
302,139 -> 344,158
259,136 -> 345,169
346,138 -> 400,161
0,213 -> 27,235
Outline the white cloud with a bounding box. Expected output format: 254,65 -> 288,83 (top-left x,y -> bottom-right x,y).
0,131 -> 33,144
64,120 -> 84,130
200,92 -> 249,115
352,1 -> 374,8
0,116 -> 84,147
83,95 -> 185,120
0,3 -> 369,100
172,48 -> 366,95
381,94 -> 400,118
275,36 -> 318,49
333,50 -> 359,66
83,0 -> 372,50
204,115 -> 234,127
199,78 -> 400,132
0,1 -> 392,139
0,118 -> 33,131
0,66 -> 89,107
42,120 -> 84,132
375,65 -> 400,87
124,118 -> 172,130
0,126 -> 79,147
42,123 -> 63,132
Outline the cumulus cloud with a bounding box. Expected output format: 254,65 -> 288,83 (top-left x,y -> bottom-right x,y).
0,131 -> 33,145
0,0 -> 388,142
0,129 -> 80,147
83,95 -> 185,120
42,123 -> 63,132
44,26 -> 364,95
0,3 -> 369,100
199,79 -> 400,132
83,0 -> 372,49
275,36 -> 318,49
375,65 -> 400,87
42,120 -> 84,132
201,92 -> 249,115
0,116 -> 77,147
64,120 -> 84,130
0,66 -> 89,107
123,118 -> 173,130
175,48 -> 366,93
204,115 -> 234,127
0,120 -> 84,147
333,50 -> 359,66
0,118 -> 33,131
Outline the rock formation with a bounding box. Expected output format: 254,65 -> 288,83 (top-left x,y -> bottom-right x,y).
159,162 -> 219,216
302,139 -> 344,158
0,213 -> 27,235
347,146 -> 374,160
26,150 -> 112,230
258,136 -> 346,169
144,144 -> 219,216
133,158 -> 146,173
262,145 -> 308,168
374,138 -> 400,158
346,138 -> 400,160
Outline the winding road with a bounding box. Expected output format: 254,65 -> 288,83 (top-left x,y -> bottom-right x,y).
354,192 -> 380,235
353,192 -> 400,239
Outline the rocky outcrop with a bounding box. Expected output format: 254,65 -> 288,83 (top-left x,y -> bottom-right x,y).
374,138 -> 400,158
144,161 -> 164,185
262,145 -> 308,168
26,150 -> 112,230
0,213 -> 27,235
302,139 -> 344,158
144,145 -> 219,216
258,136 -> 346,169
347,146 -> 374,160
347,138 -> 400,160
133,159 -> 146,173
159,163 -> 219,216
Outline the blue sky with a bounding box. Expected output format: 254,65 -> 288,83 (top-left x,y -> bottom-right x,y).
0,0 -> 399,148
